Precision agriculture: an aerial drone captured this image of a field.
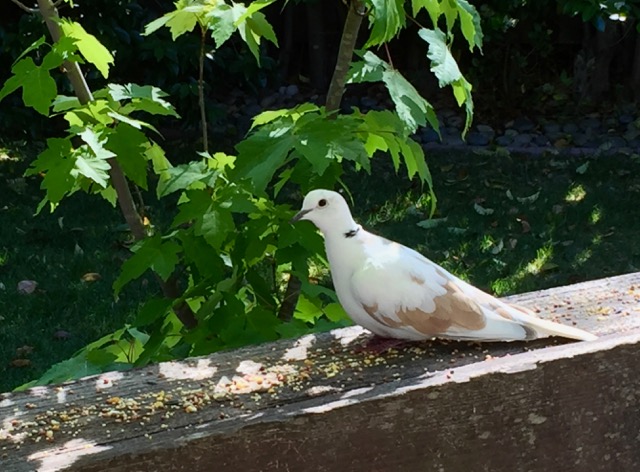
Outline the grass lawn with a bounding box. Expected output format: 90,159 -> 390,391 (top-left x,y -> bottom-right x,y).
1,142 -> 639,393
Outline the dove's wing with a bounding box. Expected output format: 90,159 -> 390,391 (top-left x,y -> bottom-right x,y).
349,241 -> 532,341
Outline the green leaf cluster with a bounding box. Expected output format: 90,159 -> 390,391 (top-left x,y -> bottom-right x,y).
144,0 -> 278,64
0,21 -> 115,116
26,83 -> 177,212
230,104 -> 435,211
106,151 -> 349,362
360,0 -> 481,135
7,0 -> 483,388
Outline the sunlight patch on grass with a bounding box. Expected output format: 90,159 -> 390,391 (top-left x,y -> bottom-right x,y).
480,234 -> 495,252
574,248 -> 592,266
565,183 -> 587,203
589,205 -> 602,224
0,150 -> 20,162
491,244 -> 555,296
525,245 -> 554,275
366,191 -> 431,226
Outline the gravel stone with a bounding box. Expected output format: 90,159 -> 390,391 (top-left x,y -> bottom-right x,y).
619,113 -> 635,125
260,94 -> 278,108
579,117 -> 601,130
495,135 -> 513,146
466,131 -> 491,146
476,124 -> 495,138
442,134 -> 464,146
533,134 -> 550,146
543,123 -> 561,134
512,133 -> 533,146
511,116 -> 535,132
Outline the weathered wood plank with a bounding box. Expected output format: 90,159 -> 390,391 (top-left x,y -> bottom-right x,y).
2,272 -> 640,471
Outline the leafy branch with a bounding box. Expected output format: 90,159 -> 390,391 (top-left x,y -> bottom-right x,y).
4,0 -> 199,328
5,0 -> 484,388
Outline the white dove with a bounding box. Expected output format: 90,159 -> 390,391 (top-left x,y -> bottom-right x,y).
291,189 -> 597,342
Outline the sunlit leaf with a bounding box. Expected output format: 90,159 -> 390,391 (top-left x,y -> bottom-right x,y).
411,0 -> 440,25
26,138 -> 76,205
365,0 -> 406,47
0,57 -> 56,115
60,20 -> 114,78
157,160 -> 214,197
456,0 -> 483,51
195,206 -> 235,249
114,235 -> 182,294
106,123 -> 150,189
207,3 -> 245,48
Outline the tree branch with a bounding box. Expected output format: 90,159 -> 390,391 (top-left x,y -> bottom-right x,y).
325,0 -> 366,113
279,0 -> 365,321
198,25 -> 209,153
10,0 -> 38,14
36,0 -> 198,329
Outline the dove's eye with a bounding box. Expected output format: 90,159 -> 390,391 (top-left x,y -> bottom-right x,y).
318,199 -> 327,207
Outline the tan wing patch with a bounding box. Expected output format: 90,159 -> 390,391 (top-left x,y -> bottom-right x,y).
509,303 -> 537,316
488,301 -> 537,321
362,278 -> 487,336
491,304 -> 514,321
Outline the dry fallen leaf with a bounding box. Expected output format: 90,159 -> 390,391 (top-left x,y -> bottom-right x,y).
53,330 -> 72,340
517,218 -> 531,233
15,345 -> 34,357
17,280 -> 38,294
10,359 -> 32,368
474,203 -> 494,216
554,138 -> 569,148
81,272 -> 102,282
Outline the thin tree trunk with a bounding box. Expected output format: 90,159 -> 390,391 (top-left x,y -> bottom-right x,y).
325,0 -> 365,113
36,0 -> 198,329
277,275 -> 301,322
198,26 -> 209,153
278,0 -> 364,321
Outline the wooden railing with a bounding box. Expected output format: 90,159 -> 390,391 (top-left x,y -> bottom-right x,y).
2,272 -> 640,471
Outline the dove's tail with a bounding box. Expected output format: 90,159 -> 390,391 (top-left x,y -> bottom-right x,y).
504,302 -> 598,341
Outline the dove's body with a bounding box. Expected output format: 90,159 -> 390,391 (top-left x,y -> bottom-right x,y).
293,189 -> 597,342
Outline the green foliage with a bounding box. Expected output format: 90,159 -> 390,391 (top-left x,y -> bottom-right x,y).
5,0 -> 482,389
22,80 -> 178,212
365,0 -> 407,47
0,20 -> 115,116
412,0 -> 483,51
0,35 -> 66,116
348,52 -> 440,134
419,28 -> 474,134
357,0 -> 480,136
59,20 -> 115,78
144,0 -> 278,64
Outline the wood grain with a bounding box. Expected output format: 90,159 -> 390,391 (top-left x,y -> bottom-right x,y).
2,272 -> 640,472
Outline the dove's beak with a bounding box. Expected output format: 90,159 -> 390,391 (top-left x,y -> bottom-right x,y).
290,208 -> 311,223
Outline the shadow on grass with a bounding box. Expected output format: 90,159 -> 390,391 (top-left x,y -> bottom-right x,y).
0,142 -> 154,392
345,149 -> 640,296
1,142 -> 639,392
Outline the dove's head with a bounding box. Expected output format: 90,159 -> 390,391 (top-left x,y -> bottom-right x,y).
291,189 -> 357,236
